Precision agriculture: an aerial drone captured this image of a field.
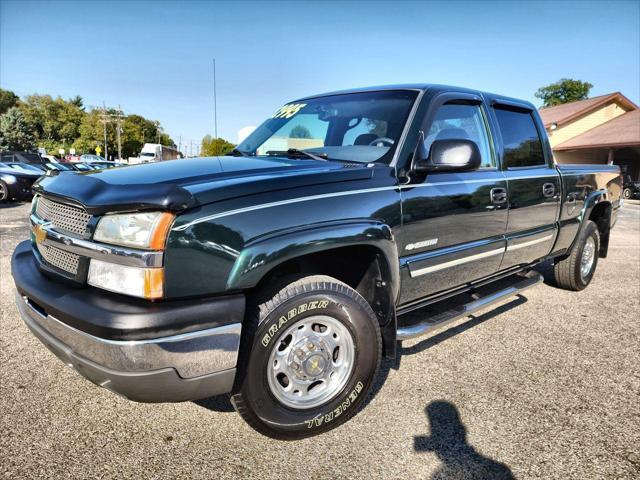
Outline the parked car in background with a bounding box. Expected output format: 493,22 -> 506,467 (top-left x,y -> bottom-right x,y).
0,162 -> 41,202
622,173 -> 640,199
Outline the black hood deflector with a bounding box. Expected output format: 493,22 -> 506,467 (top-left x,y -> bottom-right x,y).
33,156 -> 375,215
33,174 -> 195,214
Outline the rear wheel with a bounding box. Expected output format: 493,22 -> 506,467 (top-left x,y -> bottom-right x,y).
554,220 -> 600,291
231,275 -> 382,440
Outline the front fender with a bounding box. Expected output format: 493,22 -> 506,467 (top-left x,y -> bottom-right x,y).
226,221 -> 400,302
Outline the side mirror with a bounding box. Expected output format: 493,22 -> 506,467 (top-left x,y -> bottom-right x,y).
413,138 -> 482,173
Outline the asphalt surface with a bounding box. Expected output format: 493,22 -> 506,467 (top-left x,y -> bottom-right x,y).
1,201 -> 638,480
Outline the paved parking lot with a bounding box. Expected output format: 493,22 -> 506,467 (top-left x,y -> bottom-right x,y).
1,201 -> 638,479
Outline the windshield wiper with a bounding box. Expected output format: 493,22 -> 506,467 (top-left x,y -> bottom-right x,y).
266,148 -> 328,161
228,148 -> 250,157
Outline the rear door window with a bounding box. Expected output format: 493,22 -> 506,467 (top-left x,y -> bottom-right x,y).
494,109 -> 545,167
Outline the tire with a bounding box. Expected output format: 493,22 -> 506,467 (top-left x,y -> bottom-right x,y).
0,180 -> 9,203
554,220 -> 600,291
623,188 -> 632,199
231,275 -> 382,440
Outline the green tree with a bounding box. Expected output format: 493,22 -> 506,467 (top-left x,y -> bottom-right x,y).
18,94 -> 84,146
0,107 -> 36,151
0,88 -> 19,115
69,95 -> 84,109
73,109 -> 117,157
535,78 -> 593,107
290,125 -> 312,138
201,135 -> 235,156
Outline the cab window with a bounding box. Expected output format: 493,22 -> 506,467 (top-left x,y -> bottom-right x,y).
424,104 -> 495,169
494,108 -> 545,167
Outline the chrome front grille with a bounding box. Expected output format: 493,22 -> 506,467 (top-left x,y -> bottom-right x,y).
35,196 -> 91,236
37,243 -> 80,275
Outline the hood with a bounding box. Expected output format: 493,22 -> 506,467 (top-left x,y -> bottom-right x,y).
0,167 -> 42,179
33,156 -> 373,215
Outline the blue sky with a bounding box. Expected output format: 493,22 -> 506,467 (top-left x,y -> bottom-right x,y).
1,0 -> 638,151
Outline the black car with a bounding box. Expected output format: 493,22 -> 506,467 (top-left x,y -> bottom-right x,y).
0,162 -> 41,202
622,174 -> 640,199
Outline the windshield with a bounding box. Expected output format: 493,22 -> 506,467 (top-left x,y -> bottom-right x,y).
236,90 -> 418,164
8,163 -> 42,172
15,153 -> 42,163
47,163 -> 73,171
141,152 -> 156,157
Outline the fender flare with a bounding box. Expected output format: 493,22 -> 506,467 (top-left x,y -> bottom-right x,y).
226,221 -> 401,304
569,189 -> 612,255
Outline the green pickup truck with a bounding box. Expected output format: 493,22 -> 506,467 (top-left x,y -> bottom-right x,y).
12,84 -> 622,439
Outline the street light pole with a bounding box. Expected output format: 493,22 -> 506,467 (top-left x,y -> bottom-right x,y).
213,58 -> 218,140
102,101 -> 108,160
116,105 -> 123,160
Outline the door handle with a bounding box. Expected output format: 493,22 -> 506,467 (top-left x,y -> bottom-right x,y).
490,187 -> 507,205
542,183 -> 556,198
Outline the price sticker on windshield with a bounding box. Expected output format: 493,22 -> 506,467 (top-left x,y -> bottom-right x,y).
272,103 -> 306,119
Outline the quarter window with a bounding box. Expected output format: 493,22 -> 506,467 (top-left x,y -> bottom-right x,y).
425,104 -> 495,168
494,108 -> 545,167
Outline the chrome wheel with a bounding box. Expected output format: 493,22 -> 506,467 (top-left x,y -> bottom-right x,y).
267,315 -> 355,410
580,237 -> 596,280
0,182 -> 7,202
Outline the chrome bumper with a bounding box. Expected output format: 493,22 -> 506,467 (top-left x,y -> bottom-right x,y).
16,291 -> 241,402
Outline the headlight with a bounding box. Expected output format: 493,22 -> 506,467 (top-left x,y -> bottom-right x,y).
31,194 -> 39,213
88,259 -> 164,299
94,211 -> 174,249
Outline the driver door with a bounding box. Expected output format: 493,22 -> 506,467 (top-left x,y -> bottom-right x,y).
398,93 -> 508,307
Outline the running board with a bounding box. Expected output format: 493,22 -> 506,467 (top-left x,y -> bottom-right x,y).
396,271 -> 543,341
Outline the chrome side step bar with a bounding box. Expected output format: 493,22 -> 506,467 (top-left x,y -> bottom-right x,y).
396,271 -> 543,341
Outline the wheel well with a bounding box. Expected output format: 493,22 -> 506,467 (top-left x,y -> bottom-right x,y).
588,201 -> 612,258
252,245 -> 394,327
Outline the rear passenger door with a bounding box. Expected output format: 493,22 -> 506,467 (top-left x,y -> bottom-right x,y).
489,101 -> 561,269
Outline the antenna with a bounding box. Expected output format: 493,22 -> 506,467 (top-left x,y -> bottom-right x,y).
213,58 -> 218,140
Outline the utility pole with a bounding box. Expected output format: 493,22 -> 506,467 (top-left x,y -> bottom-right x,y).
190,140 -> 193,157
178,135 -> 182,155
116,105 -> 123,160
213,58 -> 218,140
100,102 -> 109,160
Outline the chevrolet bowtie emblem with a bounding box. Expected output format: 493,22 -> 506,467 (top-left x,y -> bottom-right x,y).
33,224 -> 47,245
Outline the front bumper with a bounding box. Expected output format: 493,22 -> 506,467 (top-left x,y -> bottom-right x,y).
12,240 -> 245,402
6,179 -> 35,201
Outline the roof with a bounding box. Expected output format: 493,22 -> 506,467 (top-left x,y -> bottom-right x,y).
538,92 -> 638,128
295,84 -> 536,110
554,109 -> 640,150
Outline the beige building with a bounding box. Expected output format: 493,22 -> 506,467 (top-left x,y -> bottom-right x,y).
538,92 -> 640,181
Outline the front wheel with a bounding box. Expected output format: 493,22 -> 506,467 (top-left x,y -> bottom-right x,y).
554,220 -> 600,291
0,180 -> 9,203
231,275 -> 382,439
623,188 -> 632,199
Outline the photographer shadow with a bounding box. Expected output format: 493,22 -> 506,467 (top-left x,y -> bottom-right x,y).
415,400 -> 515,480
